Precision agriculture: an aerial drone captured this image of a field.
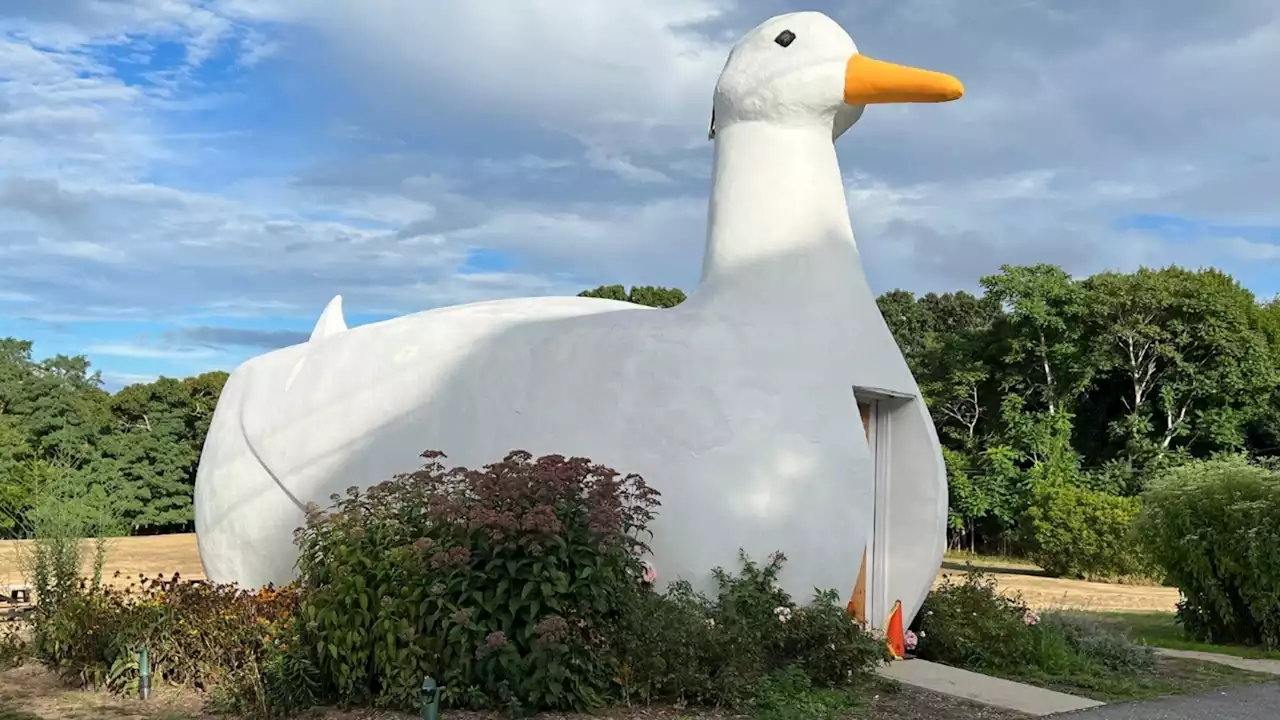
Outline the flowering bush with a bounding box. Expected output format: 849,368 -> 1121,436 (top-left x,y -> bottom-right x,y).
912,569 -> 1036,670
913,569 -> 1155,682
611,551 -> 890,709
292,450 -> 659,713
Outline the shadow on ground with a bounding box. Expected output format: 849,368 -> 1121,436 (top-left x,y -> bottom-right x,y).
940,560 -> 1051,578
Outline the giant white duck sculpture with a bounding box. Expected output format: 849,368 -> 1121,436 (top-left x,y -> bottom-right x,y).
194,11 -> 962,632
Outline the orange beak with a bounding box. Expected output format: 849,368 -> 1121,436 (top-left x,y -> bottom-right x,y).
843,54 -> 964,105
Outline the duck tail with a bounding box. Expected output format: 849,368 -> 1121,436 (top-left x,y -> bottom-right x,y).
309,295 -> 348,342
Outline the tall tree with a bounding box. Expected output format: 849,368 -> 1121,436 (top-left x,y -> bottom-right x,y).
982,265 -> 1096,416
876,290 -> 936,376
1085,268 -> 1274,461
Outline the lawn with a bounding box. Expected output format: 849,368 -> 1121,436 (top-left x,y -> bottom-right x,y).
1006,656 -> 1274,704
1072,610 -> 1280,661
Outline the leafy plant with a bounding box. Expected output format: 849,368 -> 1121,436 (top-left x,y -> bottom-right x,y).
744,665 -> 864,720
611,551 -> 888,709
913,569 -> 1036,671
293,450 -> 660,713
1039,613 -> 1156,674
914,569 -> 1160,690
32,571 -> 300,700
0,622 -> 27,669
1137,457 -> 1280,648
13,460 -> 126,610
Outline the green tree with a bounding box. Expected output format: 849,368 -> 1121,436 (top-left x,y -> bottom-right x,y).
579,285 -> 687,308
876,289 -> 936,375
1084,268 -> 1274,471
91,374 -> 228,533
982,265 -> 1097,416
0,338 -> 227,537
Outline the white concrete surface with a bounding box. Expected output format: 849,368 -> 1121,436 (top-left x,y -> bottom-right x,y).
1156,648 -> 1280,676
194,11 -> 962,630
877,659 -> 1106,716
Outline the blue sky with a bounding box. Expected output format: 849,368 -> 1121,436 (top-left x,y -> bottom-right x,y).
1,0 -> 1279,389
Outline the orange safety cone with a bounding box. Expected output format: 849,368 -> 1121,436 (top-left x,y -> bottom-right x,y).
884,600 -> 906,660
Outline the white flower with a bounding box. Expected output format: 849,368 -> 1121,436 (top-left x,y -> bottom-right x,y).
705,618 -> 716,629
774,606 -> 793,624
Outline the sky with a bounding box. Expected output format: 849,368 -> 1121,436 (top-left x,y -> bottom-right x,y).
0,0 -> 1278,390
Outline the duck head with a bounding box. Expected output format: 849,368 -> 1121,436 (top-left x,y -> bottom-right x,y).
709,12 -> 963,140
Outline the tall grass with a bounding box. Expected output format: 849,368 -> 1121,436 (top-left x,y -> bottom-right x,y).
0,459 -> 126,608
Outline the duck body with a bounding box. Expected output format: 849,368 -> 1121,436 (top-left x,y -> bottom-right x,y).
197,288 -> 875,604
195,11 -> 958,629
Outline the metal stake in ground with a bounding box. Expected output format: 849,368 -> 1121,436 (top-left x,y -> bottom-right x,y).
138,647 -> 151,700
421,676 -> 443,720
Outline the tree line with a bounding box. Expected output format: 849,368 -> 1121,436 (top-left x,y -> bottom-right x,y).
0,337 -> 227,536
2,265 -> 1277,549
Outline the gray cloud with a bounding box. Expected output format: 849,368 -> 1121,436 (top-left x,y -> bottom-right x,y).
167,326 -> 310,350
0,176 -> 92,222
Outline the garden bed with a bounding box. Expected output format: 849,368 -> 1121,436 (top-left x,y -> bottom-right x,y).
0,665 -> 1028,720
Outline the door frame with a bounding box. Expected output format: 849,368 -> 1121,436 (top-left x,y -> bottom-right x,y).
853,388 -> 900,628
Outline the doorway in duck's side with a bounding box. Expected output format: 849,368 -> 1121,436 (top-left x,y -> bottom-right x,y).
847,388 -> 908,630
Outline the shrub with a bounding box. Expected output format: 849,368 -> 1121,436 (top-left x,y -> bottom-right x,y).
1137,457 -> 1280,648
744,665 -> 865,720
293,450 -> 660,713
611,551 -> 888,709
914,569 -> 1155,681
0,622 -> 27,669
1024,481 -> 1153,581
913,569 -> 1037,671
32,572 -> 304,707
1039,613 -> 1156,674
293,449 -> 888,716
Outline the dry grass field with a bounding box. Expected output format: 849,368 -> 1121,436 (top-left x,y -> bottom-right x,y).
0,534 -> 207,591
0,534 -> 1181,613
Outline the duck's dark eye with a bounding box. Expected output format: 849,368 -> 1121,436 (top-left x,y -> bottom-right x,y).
774,30 -> 796,48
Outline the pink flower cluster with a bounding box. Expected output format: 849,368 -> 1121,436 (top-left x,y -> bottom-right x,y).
640,560 -> 658,585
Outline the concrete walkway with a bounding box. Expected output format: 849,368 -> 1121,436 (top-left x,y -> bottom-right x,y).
1155,648 -> 1280,676
876,659 -> 1103,716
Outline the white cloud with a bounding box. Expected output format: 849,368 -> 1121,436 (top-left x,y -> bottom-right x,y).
100,371 -> 161,388
1,0 -> 1279,373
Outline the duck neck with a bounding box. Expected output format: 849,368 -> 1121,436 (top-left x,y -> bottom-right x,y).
697,121 -> 861,303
